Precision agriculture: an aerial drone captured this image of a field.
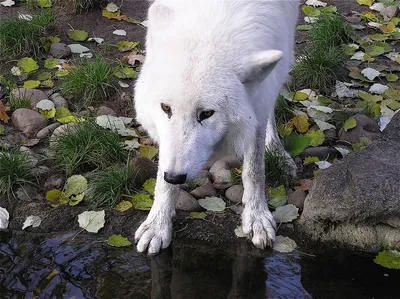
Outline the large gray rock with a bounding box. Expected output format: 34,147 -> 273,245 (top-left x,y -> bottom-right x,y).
12,108 -> 48,138
50,42 -> 71,59
338,114 -> 380,144
176,190 -> 202,212
297,112 -> 400,253
10,88 -> 47,108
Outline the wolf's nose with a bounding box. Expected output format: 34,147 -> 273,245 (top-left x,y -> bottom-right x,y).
164,172 -> 187,184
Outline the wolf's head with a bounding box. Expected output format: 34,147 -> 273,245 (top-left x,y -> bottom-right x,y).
134,3 -> 283,184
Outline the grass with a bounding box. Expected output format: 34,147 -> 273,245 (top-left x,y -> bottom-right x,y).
59,55 -> 116,109
8,94 -> 31,109
87,163 -> 138,209
0,148 -> 37,200
293,13 -> 348,91
265,151 -> 293,188
51,121 -> 126,175
275,95 -> 294,127
56,0 -> 99,14
0,9 -> 55,59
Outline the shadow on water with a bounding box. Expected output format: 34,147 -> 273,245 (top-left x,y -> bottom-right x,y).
0,231 -> 399,299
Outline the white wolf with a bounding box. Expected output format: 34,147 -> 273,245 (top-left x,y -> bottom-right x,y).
134,0 -> 299,254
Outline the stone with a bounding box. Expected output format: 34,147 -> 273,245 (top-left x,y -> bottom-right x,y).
15,185 -> 42,202
36,123 -> 61,139
44,174 -> 64,190
193,170 -> 212,186
50,123 -> 78,145
97,106 -> 117,116
225,185 -> 244,203
50,42 -> 71,59
176,190 -> 202,212
49,93 -> 68,108
190,182 -> 217,199
209,160 -> 232,186
130,156 -> 158,186
338,114 -> 380,144
10,88 -> 47,108
11,108 -> 48,138
381,6 -> 398,21
302,146 -> 333,160
297,112 -> 400,252
287,189 -> 306,209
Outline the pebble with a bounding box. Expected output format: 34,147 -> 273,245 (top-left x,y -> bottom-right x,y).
176,190 -> 202,212
96,105 -> 117,116
190,182 -> 217,199
49,93 -> 68,108
209,160 -> 232,185
130,156 -> 158,186
225,184 -> 244,203
50,42 -> 71,59
12,108 -> 48,138
10,88 -> 47,108
37,123 -> 61,139
288,189 -> 306,209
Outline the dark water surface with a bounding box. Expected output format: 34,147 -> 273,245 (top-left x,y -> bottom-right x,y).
0,231 -> 399,299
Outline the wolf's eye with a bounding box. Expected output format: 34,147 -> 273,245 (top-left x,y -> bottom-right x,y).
161,103 -> 172,118
199,110 -> 215,122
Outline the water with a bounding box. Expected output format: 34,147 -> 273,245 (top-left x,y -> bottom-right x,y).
0,231 -> 399,299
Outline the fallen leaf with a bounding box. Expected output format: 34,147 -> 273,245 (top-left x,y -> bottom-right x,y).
343,117 -> 357,131
78,210 -> 105,233
273,235 -> 297,253
387,74 -> 399,82
268,185 -> 287,209
369,83 -> 389,94
143,178 -> 156,196
22,215 -> 41,230
116,41 -> 139,52
305,0 -> 327,7
315,161 -> 332,169
36,99 -> 55,111
358,91 -> 383,102
11,66 -> 21,76
292,114 -> 310,133
113,67 -> 137,79
198,197 -> 226,212
36,0 -> 52,8
315,119 -> 336,131
44,58 -> 59,69
23,80 -> 41,89
304,156 -> 319,165
68,30 -> 88,41
0,0 -> 15,7
272,204 -> 299,224
96,115 -> 126,131
87,37 -> 104,44
353,136 -> 372,151
37,72 -> 52,81
63,175 -> 87,197
115,200 -> 133,212
0,207 -> 9,229
0,100 -> 10,123
234,226 -> 246,238
105,2 -> 119,12
125,53 -> 145,66
361,67 -> 380,80
46,189 -> 68,207
17,57 -> 39,74
283,133 -> 311,157
139,146 -> 158,160
190,212 -> 207,219
80,53 -> 93,59
374,250 -> 400,270
68,44 -> 90,54
107,234 -> 132,247
335,147 -> 351,157
113,29 -> 127,36
132,193 -> 153,210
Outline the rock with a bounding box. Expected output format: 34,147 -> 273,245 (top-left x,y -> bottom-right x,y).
50,123 -> 78,145
381,6 -> 398,21
287,190 -> 306,209
130,156 -> 158,186
12,109 -> 48,138
50,42 -> 71,59
176,190 -> 202,212
36,123 -> 61,139
190,182 -> 217,199
97,106 -> 117,116
15,185 -> 42,202
44,174 -> 64,190
19,146 -> 38,167
297,112 -> 400,252
221,155 -> 241,169
49,93 -> 68,108
193,170 -> 212,186
225,185 -> 244,203
209,160 -> 232,187
324,128 -> 337,142
302,146 -> 332,160
10,88 -> 47,108
338,114 -> 380,144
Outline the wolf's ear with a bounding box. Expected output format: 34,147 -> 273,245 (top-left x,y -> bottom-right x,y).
239,50 -> 283,85
148,4 -> 174,30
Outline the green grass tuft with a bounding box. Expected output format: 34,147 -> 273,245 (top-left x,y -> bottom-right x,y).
59,55 -> 116,109
265,151 -> 293,188
0,9 -> 55,59
275,95 -> 294,127
293,13 -> 348,91
0,148 -> 37,200
87,163 -> 138,209
51,121 -> 126,175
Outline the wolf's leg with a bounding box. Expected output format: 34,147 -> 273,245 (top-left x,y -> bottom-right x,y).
265,109 -> 297,177
241,126 -> 276,249
135,169 -> 179,254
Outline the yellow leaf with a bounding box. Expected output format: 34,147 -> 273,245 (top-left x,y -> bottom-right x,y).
357,0 -> 373,7
292,114 -> 310,133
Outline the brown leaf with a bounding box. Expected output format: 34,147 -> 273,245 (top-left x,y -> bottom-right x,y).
292,114 -> 310,133
61,63 -> 71,69
294,179 -> 313,191
125,53 -> 145,66
110,15 -> 128,21
0,100 -> 10,123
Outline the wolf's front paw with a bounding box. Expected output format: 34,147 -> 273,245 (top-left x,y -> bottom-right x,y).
135,216 -> 172,254
242,204 -> 276,249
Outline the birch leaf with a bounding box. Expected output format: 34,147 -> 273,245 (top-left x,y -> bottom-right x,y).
78,210 -> 105,233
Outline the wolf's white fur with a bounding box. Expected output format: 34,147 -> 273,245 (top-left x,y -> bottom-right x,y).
134,0 -> 299,254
